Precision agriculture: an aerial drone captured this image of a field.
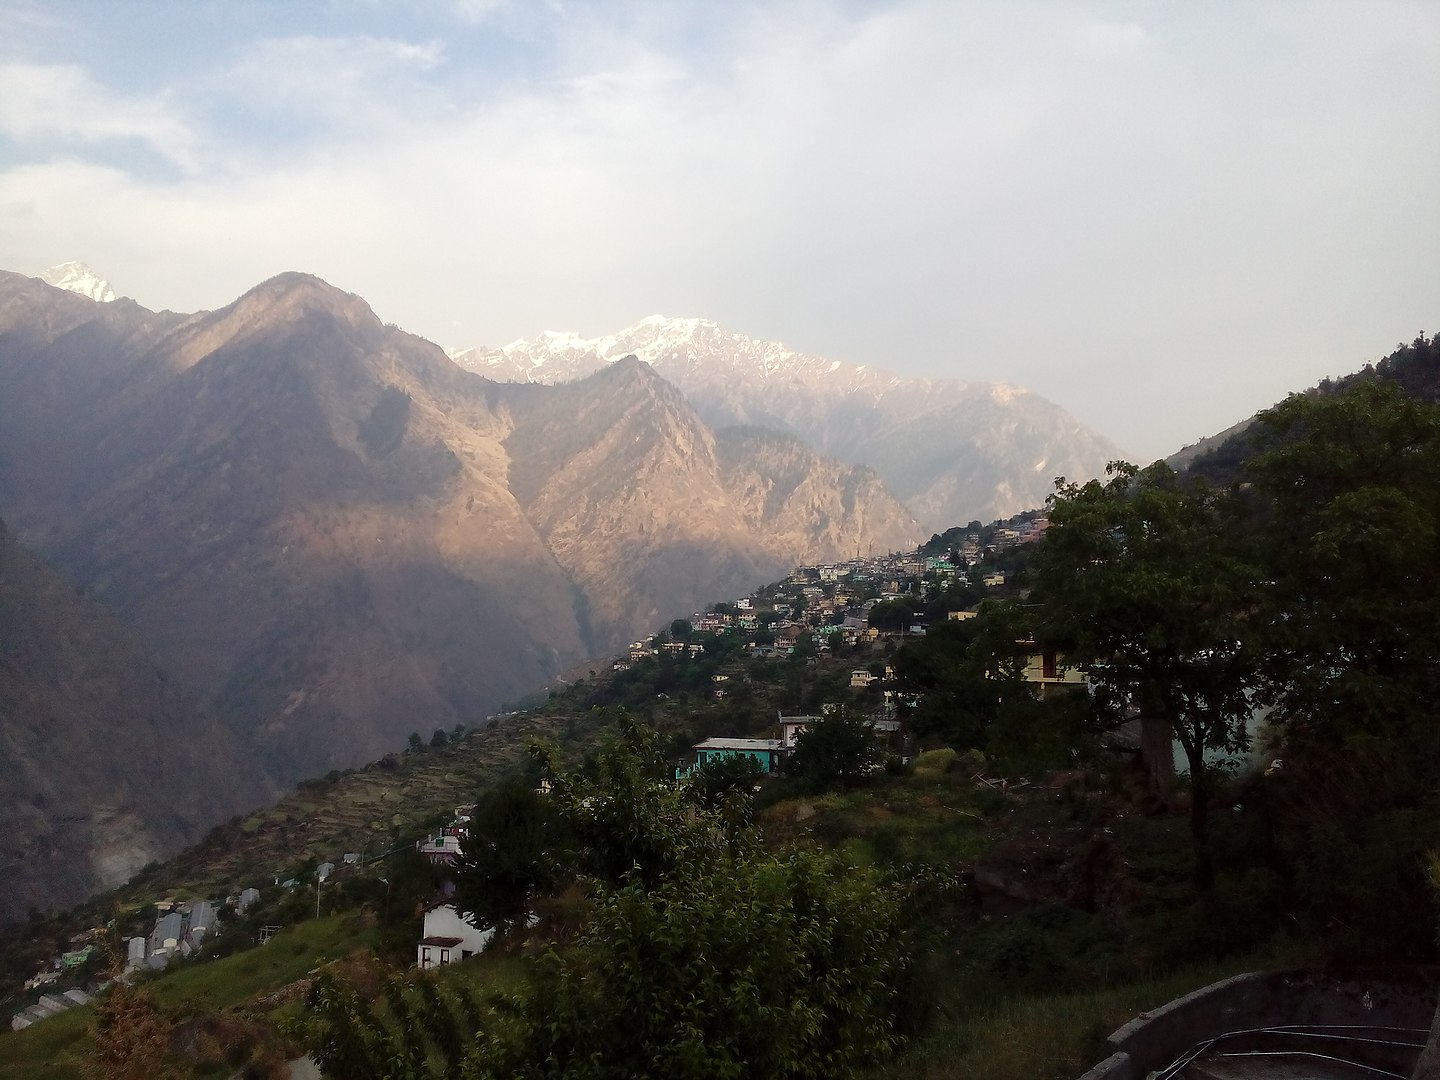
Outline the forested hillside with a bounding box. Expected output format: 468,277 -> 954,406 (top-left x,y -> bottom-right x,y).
5,341 -> 1439,1079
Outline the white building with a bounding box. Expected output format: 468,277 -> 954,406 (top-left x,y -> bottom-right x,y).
416,904 -> 493,969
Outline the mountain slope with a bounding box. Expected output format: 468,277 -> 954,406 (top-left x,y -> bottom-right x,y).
1170,333 -> 1440,482
494,360 -> 918,648
0,272 -> 591,781
0,518 -> 272,923
0,271 -> 918,794
451,316 -> 1122,528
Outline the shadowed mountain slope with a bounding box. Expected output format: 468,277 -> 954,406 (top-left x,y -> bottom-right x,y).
0,271 -> 918,799
0,518 -> 272,923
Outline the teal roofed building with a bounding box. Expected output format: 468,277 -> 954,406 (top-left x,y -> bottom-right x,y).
677,737 -> 786,779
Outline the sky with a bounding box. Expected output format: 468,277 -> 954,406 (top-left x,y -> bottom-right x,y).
1,1 -> 1436,460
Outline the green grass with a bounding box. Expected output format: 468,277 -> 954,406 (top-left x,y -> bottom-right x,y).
885,955 -> 1266,1080
2,1004 -> 93,1080
1,914 -> 384,1080
149,913 -> 382,1014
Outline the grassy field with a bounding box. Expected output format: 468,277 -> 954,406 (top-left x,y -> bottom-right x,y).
3,914 -> 381,1080
885,956 -> 1263,1080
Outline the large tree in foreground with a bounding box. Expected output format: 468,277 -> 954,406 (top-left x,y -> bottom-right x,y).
787,706 -> 888,792
1035,461 -> 1263,890
465,844 -> 905,1080
1248,381 -> 1440,956
463,713 -> 908,1079
1249,380 -> 1440,763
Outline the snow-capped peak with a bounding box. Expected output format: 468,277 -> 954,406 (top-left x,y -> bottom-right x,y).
452,314 -> 872,390
39,261 -> 116,303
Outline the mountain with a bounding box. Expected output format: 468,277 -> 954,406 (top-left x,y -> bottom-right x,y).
37,261 -> 116,303
1169,333 -> 1440,482
0,518 -> 272,923
450,317 -> 1123,529
0,270 -> 918,792
492,362 -> 917,650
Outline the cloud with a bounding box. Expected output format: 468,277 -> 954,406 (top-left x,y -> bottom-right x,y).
220,35 -> 448,126
450,0 -> 510,24
0,1 -> 1436,459
0,62 -> 201,171
1073,20 -> 1151,56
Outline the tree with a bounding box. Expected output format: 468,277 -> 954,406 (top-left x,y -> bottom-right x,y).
788,707 -> 886,792
431,728 -> 449,748
684,752 -> 765,817
301,970 -> 485,1080
452,774 -> 563,937
894,602 -> 1034,752
382,846 -> 443,926
868,599 -> 913,632
464,841 -> 905,1080
1035,461 -> 1263,890
1247,382 -> 1440,954
1249,381 -> 1440,760
537,712 -> 727,889
407,732 -> 424,754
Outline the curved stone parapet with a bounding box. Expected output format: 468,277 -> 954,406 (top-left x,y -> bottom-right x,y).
1077,967 -> 1438,1080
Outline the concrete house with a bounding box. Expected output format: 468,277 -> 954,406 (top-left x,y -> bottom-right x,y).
149,912 -> 183,955
417,834 -> 463,864
778,714 -> 818,749
417,903 -> 493,969
678,737 -> 786,778
1020,645 -> 1087,696
185,901 -> 218,947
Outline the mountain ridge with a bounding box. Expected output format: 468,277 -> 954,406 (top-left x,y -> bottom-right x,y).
37,261 -> 116,303
450,315 -> 1122,528
0,270 -> 919,797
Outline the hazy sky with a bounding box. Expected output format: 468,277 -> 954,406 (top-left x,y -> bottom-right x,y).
2,1 -> 1436,459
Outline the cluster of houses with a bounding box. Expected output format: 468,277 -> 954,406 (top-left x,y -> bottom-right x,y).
10,892 -> 259,1031
13,528 -> 1059,1012
615,537 -> 1043,683
10,985 -> 92,1031
128,898 -> 223,974
12,931 -> 103,1030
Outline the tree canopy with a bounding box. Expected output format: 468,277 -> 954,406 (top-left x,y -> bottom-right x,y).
787,707 -> 887,792
1035,460 -> 1264,888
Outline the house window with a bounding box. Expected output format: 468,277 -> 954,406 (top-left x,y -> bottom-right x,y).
421,947 -> 431,967
1042,653 -> 1057,680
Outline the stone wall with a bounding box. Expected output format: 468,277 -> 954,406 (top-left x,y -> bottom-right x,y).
1076,967 -> 1438,1080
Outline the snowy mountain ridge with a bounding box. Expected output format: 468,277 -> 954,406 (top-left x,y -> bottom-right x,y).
450,315 -> 1121,529
38,261 -> 117,303
451,315 -> 1024,400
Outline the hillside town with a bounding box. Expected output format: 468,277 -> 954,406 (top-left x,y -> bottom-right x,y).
9,515 -> 1055,1031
